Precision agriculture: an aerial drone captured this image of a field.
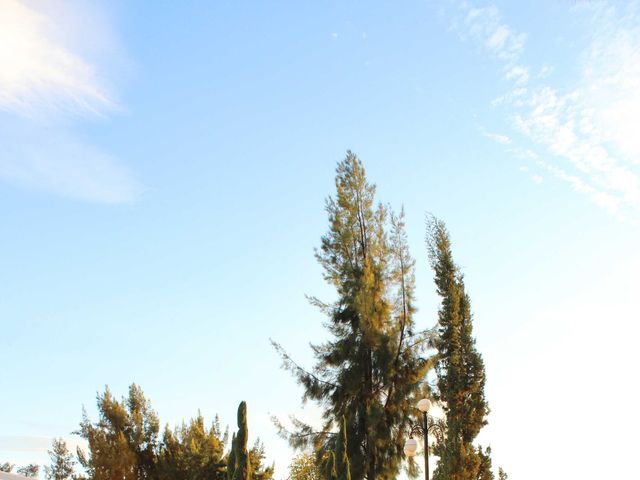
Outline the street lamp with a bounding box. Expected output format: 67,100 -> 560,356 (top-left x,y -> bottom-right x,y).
404,398 -> 432,480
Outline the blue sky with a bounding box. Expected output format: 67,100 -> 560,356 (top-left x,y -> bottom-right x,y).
1,1 -> 639,479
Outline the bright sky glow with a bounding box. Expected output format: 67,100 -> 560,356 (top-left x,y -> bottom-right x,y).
1,1 -> 639,479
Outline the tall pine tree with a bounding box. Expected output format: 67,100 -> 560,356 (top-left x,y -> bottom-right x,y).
426,217 -> 490,480
273,152 -> 433,480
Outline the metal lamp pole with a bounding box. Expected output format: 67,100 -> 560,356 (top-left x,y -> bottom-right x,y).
404,398 -> 433,480
422,409 -> 429,480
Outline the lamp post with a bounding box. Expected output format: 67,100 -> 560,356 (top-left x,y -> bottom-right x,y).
404,398 -> 432,480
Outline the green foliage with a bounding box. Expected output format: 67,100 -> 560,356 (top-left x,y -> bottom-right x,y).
426,217 -> 491,480
157,413 -> 227,480
75,384 -> 248,480
335,418 -> 351,480
287,453 -> 322,480
0,462 -> 14,473
17,464 -> 40,478
273,152 -> 434,480
45,438 -> 76,480
76,384 -> 159,480
232,402 -> 251,480
248,440 -> 273,480
476,447 -> 494,480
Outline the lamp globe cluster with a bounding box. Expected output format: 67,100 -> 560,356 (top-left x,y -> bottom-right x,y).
403,398 -> 432,458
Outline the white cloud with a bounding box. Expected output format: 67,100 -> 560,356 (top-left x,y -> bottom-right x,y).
456,1 -> 640,218
509,5 -> 640,216
504,65 -> 529,85
0,120 -> 142,203
0,0 -> 140,203
482,130 -> 511,145
0,0 -> 113,118
537,64 -> 553,79
458,5 -> 526,62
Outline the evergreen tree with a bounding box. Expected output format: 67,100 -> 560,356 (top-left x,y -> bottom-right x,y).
287,453 -> 322,480
17,464 -> 39,478
476,447 -> 493,480
76,384 -> 159,480
227,434 -> 236,480
248,441 -> 273,480
45,438 -> 76,480
273,152 -> 433,480
334,418 -> 351,480
232,402 -> 250,480
157,413 -> 227,480
497,468 -> 507,480
426,217 -> 490,480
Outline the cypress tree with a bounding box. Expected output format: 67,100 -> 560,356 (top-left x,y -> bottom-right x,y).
476,447 -> 494,480
232,402 -> 251,480
227,434 -> 236,480
273,152 -> 433,480
426,217 -> 490,480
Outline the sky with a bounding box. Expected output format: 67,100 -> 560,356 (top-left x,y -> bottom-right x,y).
1,0 -> 639,479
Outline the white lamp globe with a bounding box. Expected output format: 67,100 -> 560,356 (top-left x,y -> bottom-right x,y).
417,398 -> 432,413
404,438 -> 418,457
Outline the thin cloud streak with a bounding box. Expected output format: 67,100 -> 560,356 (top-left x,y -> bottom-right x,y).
0,120 -> 143,204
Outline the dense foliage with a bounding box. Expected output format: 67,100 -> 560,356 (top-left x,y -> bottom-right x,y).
274,152 -> 434,480
72,385 -> 271,480
288,453 -> 322,480
427,218 -> 492,480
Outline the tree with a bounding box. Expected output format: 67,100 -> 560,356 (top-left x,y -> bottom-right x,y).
227,434 -> 236,480
157,413 -> 227,480
476,447 -> 493,480
17,464 -> 40,478
76,384 -> 159,480
498,468 -> 508,480
0,462 -> 14,473
232,402 -> 251,480
426,217 -> 490,480
334,417 -> 351,480
248,440 -> 273,480
287,453 -> 322,480
45,438 -> 76,480
273,153 -> 433,480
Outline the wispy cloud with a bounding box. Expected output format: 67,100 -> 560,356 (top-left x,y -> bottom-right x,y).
0,0 -> 113,118
481,129 -> 511,145
452,4 -> 526,62
0,0 -> 141,203
454,1 -> 640,219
